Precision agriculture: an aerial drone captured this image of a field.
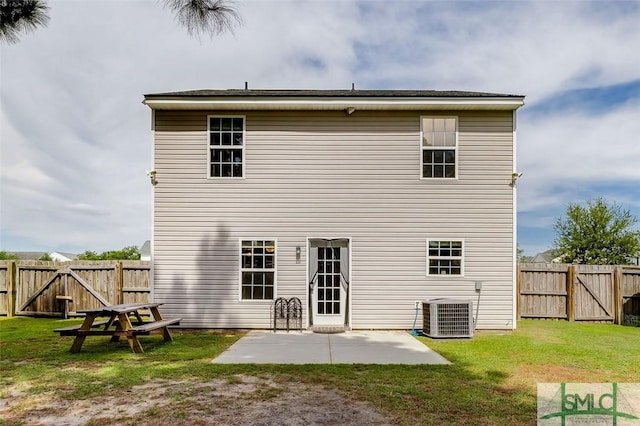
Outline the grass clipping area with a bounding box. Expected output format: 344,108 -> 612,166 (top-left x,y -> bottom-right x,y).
0,318 -> 638,425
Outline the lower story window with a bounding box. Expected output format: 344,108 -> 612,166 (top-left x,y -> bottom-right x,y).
240,240 -> 275,300
422,149 -> 456,178
427,240 -> 463,276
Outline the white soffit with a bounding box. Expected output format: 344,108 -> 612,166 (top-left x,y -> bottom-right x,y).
143,97 -> 525,111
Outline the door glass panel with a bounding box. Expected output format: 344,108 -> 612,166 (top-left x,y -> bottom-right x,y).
316,247 -> 341,316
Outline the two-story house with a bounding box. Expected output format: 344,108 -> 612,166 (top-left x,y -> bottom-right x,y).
143,89 -> 525,330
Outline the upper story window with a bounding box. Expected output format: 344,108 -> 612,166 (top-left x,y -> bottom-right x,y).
421,117 -> 457,179
209,116 -> 244,178
427,240 -> 463,276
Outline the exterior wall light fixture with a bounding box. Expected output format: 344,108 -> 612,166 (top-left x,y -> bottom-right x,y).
511,172 -> 523,187
147,170 -> 157,186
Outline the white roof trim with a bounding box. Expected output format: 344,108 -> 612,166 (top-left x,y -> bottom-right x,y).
143,97 -> 525,111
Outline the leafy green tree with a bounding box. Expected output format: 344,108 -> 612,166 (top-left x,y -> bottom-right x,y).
553,197 -> 640,265
0,250 -> 20,260
516,245 -> 532,263
77,246 -> 140,260
102,246 -> 141,260
1,0 -> 241,44
76,250 -> 101,261
38,253 -> 52,261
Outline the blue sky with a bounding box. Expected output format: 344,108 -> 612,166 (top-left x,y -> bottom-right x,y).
1,0 -> 639,256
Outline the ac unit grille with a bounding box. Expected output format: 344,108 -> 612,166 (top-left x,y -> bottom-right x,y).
423,299 -> 473,338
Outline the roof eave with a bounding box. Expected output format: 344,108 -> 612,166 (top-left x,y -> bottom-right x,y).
142,96 -> 525,111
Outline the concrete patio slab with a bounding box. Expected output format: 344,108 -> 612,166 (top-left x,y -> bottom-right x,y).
211,330 -> 450,365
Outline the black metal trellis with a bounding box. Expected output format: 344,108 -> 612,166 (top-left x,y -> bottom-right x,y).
272,297 -> 303,332
287,297 -> 302,331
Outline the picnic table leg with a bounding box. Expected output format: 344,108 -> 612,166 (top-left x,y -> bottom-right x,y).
150,306 -> 173,342
118,313 -> 144,353
109,315 -> 123,342
70,313 -> 97,353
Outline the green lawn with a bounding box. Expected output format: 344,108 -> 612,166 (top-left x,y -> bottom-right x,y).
0,318 -> 638,425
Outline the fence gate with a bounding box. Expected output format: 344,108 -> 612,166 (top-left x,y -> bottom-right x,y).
17,267 -> 111,317
571,268 -> 615,321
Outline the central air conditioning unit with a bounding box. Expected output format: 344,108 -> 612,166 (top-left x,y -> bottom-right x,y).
422,298 -> 474,338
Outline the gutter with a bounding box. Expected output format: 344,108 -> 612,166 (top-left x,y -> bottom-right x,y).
142,96 -> 525,111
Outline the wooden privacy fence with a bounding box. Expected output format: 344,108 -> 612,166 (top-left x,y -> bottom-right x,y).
0,261 -> 150,318
518,263 -> 640,324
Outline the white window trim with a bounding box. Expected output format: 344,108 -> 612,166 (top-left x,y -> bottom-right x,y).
419,115 -> 459,180
207,115 -> 246,180
306,236 -> 352,328
426,239 -> 465,277
238,238 -> 277,301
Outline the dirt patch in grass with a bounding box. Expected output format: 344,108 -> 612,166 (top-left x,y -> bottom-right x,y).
510,363 -> 598,388
0,375 -> 391,425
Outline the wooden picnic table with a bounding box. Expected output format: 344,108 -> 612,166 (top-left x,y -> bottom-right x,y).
54,302 -> 181,353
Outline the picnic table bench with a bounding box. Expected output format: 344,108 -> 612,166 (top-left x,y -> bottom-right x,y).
54,302 -> 181,353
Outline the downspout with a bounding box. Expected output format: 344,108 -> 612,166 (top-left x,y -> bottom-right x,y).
512,109 -> 518,330
149,108 -> 156,303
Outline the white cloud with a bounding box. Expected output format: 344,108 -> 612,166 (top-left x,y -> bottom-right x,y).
349,2 -> 640,102
1,0 -> 639,252
518,100 -> 640,213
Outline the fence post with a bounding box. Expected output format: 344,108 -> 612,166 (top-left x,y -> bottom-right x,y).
566,265 -> 575,321
115,261 -> 123,305
613,267 -> 622,325
516,264 -> 521,320
7,261 -> 16,317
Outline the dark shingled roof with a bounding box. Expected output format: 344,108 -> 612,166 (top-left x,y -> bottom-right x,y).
144,89 -> 523,99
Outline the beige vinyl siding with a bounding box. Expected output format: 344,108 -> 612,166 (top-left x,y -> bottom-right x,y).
153,110 -> 515,329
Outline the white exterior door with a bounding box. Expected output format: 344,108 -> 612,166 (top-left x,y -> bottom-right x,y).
309,239 -> 349,327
